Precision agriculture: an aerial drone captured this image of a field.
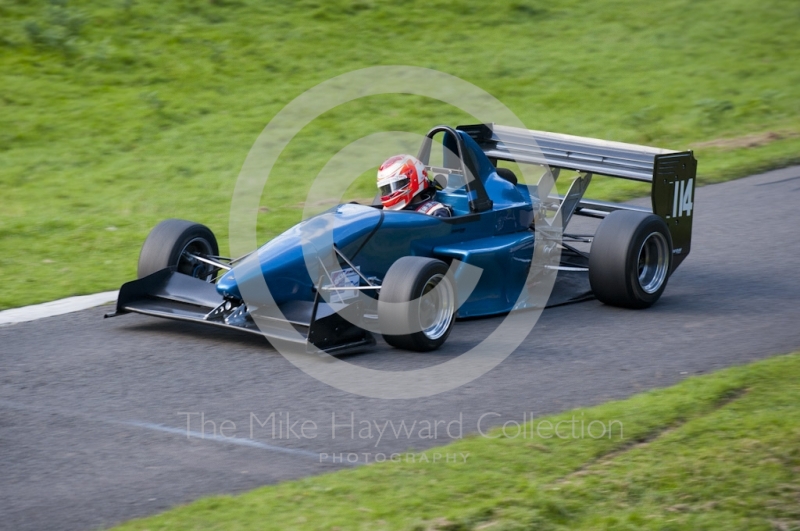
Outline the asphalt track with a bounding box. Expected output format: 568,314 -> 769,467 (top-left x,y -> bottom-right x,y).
2,167 -> 800,531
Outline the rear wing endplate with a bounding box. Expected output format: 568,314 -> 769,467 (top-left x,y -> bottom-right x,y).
457,123 -> 697,271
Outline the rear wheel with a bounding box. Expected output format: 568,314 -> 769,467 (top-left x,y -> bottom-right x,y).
588,211 -> 672,309
137,219 -> 219,281
378,257 -> 455,352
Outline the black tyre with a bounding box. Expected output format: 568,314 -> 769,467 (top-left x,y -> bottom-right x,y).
378,257 -> 455,352
495,167 -> 518,185
137,219 -> 219,280
588,210 -> 672,309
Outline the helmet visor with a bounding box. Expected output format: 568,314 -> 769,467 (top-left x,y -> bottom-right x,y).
379,177 -> 409,197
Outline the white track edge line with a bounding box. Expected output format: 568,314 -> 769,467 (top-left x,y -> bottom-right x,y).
0,291 -> 119,326
0,399 -> 333,463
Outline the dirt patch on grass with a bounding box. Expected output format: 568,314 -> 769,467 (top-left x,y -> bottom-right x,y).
554,387 -> 749,487
693,131 -> 798,150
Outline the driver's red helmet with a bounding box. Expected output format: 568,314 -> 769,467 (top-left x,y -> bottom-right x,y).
377,154 -> 428,210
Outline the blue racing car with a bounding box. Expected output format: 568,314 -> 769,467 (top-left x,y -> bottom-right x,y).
108,124 -> 697,354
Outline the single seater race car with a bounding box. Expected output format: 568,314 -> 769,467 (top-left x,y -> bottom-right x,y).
108,124 -> 697,354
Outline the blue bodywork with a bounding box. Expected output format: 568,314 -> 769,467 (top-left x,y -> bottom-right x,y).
216,130 -> 539,318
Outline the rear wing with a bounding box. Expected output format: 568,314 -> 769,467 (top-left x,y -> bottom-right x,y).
457,123 -> 697,270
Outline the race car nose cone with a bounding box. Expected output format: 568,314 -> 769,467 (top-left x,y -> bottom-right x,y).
215,269 -> 241,299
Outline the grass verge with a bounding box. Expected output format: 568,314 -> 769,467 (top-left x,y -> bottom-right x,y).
110,352 -> 800,531
2,0 -> 799,309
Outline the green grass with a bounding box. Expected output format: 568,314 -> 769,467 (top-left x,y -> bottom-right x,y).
109,352 -> 800,530
1,0 -> 799,309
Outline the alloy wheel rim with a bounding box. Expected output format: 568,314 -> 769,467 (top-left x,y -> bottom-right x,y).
637,232 -> 669,294
418,273 -> 455,340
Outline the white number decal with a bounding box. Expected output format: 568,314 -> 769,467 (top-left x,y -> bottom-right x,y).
329,267 -> 360,303
671,178 -> 693,217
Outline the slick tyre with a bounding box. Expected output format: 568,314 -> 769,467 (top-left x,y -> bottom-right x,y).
589,210 -> 672,309
378,257 -> 455,352
137,219 -> 219,281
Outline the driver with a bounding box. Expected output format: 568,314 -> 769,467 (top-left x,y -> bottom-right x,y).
377,154 -> 451,217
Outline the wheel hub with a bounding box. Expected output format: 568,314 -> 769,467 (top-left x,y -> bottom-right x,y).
418,274 -> 455,340
637,232 -> 669,294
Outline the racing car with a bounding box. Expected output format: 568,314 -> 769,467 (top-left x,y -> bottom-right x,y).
108,124 -> 697,354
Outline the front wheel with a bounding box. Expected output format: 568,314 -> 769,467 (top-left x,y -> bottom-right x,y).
378,257 -> 455,352
589,211 -> 672,309
137,219 -> 219,281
